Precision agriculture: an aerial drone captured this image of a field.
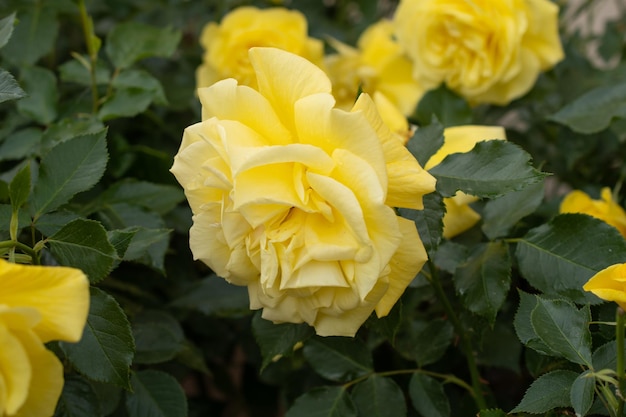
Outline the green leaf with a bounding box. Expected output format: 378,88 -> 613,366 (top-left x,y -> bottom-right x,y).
515,213 -> 626,303
408,374 -> 450,417
0,13 -> 16,50
513,291 -> 558,356
9,162 -> 31,211
34,211 -> 81,236
530,298 -> 592,366
252,311 -> 313,371
286,386 -> 357,417
107,228 -> 138,259
98,88 -> 155,121
122,227 -> 171,273
429,141 -> 546,198
0,69 -> 25,103
30,130 -> 108,218
40,116 -> 105,152
47,219 -> 117,283
481,181 -> 544,240
1,7 -> 59,65
171,275 -> 250,318
407,116 -> 444,167
99,180 -> 184,215
478,409 -> 508,417
302,337 -> 373,382
125,370 -> 187,417
112,69 -> 167,105
0,128 -> 42,161
415,84 -> 472,127
0,204 -> 30,233
511,370 -> 578,413
105,22 -> 181,69
133,310 -> 185,365
478,320 -> 522,373
352,375 -> 407,417
16,66 -> 57,124
60,288 -> 135,389
549,82 -> 626,134
408,318 -> 453,367
59,57 -> 111,86
53,375 -> 101,417
91,381 -> 122,416
432,241 -> 467,274
570,370 -> 595,417
593,340 -> 626,371
454,242 -> 511,324
398,192 -> 445,255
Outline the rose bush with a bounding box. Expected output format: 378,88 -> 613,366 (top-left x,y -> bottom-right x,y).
0,260 -> 89,417
393,0 -> 564,105
560,187 -> 626,237
172,47 -> 436,337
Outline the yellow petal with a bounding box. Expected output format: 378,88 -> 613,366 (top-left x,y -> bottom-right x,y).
583,263 -> 626,309
0,323 -> 31,415
0,260 -> 89,343
442,196 -> 482,239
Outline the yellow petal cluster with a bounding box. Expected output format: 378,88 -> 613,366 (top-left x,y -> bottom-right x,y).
424,125 -> 507,238
560,188 -> 626,237
172,47 -> 436,337
0,259 -> 89,417
196,6 -> 324,90
583,263 -> 626,309
325,19 -> 423,115
393,0 -> 564,105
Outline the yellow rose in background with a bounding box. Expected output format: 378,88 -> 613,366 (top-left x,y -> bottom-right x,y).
583,263 -> 626,309
172,47 -> 436,337
325,19 -> 423,115
0,259 -> 89,417
424,125 -> 507,238
197,6 -> 324,90
560,188 -> 626,237
393,0 -> 564,105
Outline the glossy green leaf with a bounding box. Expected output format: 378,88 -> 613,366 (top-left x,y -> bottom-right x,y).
53,375 -> 101,417
570,370 -> 595,417
0,69 -> 25,104
252,311 -> 314,371
171,275 -> 250,318
133,310 -> 185,365
47,219 -> 117,283
40,116 -> 104,152
1,7 -> 58,65
106,22 -> 181,69
286,386 -> 357,417
303,337 -> 373,382
60,288 -> 135,389
482,181 -> 544,240
549,82 -> 626,134
16,66 -> 57,124
516,213 -> 626,303
408,374 -> 450,417
513,291 -> 558,356
398,191 -> 445,255
30,130 -> 108,219
429,141 -> 546,198
530,298 -> 592,366
511,370 -> 578,413
107,228 -> 138,259
122,227 -> 171,273
352,375 -> 407,417
407,116 -> 444,166
415,84 -> 472,127
9,162 -> 31,211
0,12 -> 16,49
454,242 -> 511,324
125,370 -> 187,417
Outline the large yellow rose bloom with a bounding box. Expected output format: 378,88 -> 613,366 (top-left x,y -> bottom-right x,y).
583,263 -> 626,309
560,188 -> 626,238
393,0 -> 564,105
172,47 -> 436,337
325,19 -> 423,115
0,259 -> 89,417
196,6 -> 324,90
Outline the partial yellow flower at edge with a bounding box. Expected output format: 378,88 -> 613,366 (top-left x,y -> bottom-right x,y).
0,259 -> 89,417
583,263 -> 626,310
560,188 -> 626,238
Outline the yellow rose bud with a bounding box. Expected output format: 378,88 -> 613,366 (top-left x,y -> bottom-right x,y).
560,188 -> 626,237
0,259 -> 90,417
196,6 -> 324,90
393,0 -> 564,105
326,19 -> 424,115
172,47 -> 436,337
583,263 -> 626,310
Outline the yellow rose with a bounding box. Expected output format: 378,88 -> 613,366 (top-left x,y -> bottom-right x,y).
196,6 -> 324,90
393,0 -> 564,105
326,19 -> 423,115
424,125 -> 507,238
0,259 -> 89,417
172,47 -> 436,337
583,263 -> 626,309
560,188 -> 626,237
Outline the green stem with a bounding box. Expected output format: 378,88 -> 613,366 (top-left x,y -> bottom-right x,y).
0,240 -> 40,265
428,260 -> 488,411
616,307 -> 625,416
342,368 -> 474,394
77,0 -> 99,114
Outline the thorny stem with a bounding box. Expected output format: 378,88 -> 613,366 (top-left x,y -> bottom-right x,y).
427,259 -> 488,411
